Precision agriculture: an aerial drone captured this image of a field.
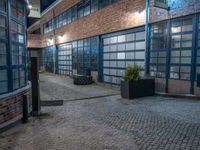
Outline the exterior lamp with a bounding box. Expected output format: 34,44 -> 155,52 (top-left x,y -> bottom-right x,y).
28,5 -> 32,9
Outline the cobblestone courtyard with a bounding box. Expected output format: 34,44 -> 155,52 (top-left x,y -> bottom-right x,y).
0,74 -> 200,150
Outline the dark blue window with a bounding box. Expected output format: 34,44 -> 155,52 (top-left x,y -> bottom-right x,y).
170,18 -> 193,80
150,22 -> 167,78
75,36 -> 99,74
149,17 -> 193,81
196,16 -> 200,78
0,0 -> 27,95
0,0 -> 6,12
42,46 -> 55,73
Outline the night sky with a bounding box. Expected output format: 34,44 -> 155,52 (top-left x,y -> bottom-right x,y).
41,0 -> 56,12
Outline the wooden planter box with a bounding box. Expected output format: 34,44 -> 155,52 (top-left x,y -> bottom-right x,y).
121,79 -> 155,99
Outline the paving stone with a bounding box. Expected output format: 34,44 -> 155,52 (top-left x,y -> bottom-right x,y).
0,74 -> 200,150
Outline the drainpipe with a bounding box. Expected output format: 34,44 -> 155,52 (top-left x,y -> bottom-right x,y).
145,0 -> 149,76
53,9 -> 56,74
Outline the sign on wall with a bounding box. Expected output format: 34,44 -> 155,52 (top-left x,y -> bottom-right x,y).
154,0 -> 168,9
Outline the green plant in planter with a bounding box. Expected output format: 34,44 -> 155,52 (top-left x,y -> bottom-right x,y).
123,65 -> 142,81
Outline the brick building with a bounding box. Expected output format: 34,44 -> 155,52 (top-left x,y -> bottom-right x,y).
28,0 -> 200,96
0,0 -> 31,130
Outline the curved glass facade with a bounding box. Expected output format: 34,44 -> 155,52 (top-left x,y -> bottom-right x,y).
0,0 -> 27,94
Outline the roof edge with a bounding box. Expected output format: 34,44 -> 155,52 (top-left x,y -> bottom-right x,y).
41,0 -> 63,17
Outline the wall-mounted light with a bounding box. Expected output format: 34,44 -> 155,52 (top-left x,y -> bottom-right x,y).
134,11 -> 145,19
57,33 -> 67,43
58,34 -> 64,41
28,5 -> 32,9
45,37 -> 54,46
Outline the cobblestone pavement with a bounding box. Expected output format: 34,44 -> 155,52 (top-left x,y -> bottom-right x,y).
0,95 -> 200,150
39,73 -> 119,101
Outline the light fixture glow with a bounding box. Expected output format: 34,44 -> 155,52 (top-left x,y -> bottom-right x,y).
28,5 -> 32,9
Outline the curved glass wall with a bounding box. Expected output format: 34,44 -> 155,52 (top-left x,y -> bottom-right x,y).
0,0 -> 27,94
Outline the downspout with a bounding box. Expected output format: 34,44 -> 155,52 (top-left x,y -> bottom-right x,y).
145,0 -> 149,76
53,9 -> 57,74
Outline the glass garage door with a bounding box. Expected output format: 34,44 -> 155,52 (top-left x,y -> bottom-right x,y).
102,29 -> 145,85
58,43 -> 72,76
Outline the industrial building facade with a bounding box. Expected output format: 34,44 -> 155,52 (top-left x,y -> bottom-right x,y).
0,0 -> 31,130
28,0 -> 200,96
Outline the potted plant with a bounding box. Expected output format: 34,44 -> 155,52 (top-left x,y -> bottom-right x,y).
121,65 -> 155,99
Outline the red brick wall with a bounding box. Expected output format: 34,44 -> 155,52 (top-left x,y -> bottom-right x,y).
28,34 -> 44,48
0,86 -> 32,129
168,79 -> 190,95
28,0 -> 146,48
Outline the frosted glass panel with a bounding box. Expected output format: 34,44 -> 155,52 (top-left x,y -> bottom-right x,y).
117,53 -> 125,59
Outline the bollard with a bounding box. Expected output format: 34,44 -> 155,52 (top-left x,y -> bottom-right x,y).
31,57 -> 41,116
22,95 -> 28,123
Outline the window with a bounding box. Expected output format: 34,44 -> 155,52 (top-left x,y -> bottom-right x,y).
170,18 -> 193,80
58,44 -> 72,76
0,0 -> 6,12
150,22 -> 167,78
73,36 -> 98,74
11,0 -> 24,20
72,41 -> 78,69
0,15 -> 6,38
0,0 -> 27,95
11,20 -> 24,44
0,42 -> 7,66
67,9 -> 72,24
91,0 -> 98,13
77,2 -> 84,18
58,14 -> 63,28
84,0 -> 91,16
150,17 -> 193,80
103,30 -> 145,85
44,19 -> 54,34
196,16 -> 200,79
42,46 -> 55,73
0,70 -> 8,93
71,6 -> 77,21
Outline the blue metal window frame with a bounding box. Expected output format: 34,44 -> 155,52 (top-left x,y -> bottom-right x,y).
149,21 -> 168,79
0,7 -> 8,93
42,46 -> 55,73
57,43 -> 73,76
169,16 -> 193,81
196,15 -> 200,80
10,0 -> 27,91
148,14 -> 200,94
100,26 -> 145,85
0,0 -> 28,95
76,36 -> 99,75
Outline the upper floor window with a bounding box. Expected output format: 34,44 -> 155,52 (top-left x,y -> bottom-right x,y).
43,0 -> 118,34
44,19 -> 54,34
11,0 -> 24,20
0,0 -> 6,12
0,15 -> 7,38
